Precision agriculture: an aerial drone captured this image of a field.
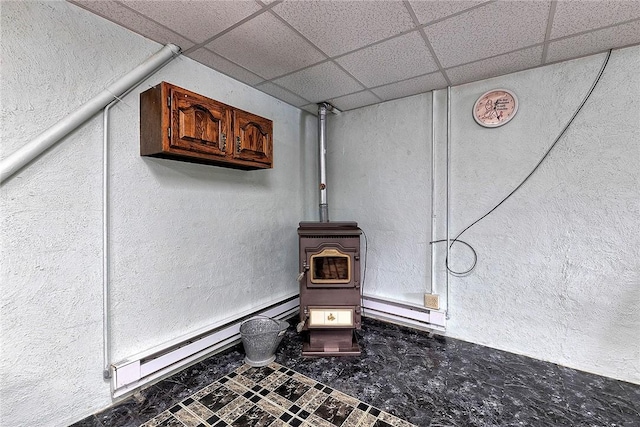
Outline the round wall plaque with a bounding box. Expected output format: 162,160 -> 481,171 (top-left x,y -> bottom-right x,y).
473,89 -> 518,128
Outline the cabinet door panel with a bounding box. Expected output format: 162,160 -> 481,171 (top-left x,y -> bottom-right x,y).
233,109 -> 272,166
171,88 -> 228,157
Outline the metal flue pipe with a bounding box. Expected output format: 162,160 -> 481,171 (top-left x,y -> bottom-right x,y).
318,103 -> 329,222
0,43 -> 181,184
317,102 -> 341,222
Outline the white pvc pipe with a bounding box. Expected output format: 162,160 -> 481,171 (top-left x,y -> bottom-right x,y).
101,86 -> 142,382
446,86 -> 451,319
103,99 -> 115,381
99,46 -> 181,381
430,91 -> 436,295
0,43 -> 181,184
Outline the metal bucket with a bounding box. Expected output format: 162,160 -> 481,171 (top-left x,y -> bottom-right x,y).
239,317 -> 288,367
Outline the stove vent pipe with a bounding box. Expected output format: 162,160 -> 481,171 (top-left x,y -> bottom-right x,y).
317,102 -> 341,222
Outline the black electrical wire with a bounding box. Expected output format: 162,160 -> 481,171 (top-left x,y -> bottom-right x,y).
430,238 -> 478,276
431,49 -> 612,276
359,228 -> 368,320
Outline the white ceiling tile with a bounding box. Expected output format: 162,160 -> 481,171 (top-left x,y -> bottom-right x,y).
273,61 -> 364,103
70,0 -> 195,49
328,91 -> 381,111
120,0 -> 262,44
272,0 -> 415,57
546,20 -> 640,64
447,46 -> 544,85
408,0 -> 490,25
371,72 -> 448,101
255,82 -> 310,107
551,0 -> 640,39
424,1 -> 550,68
336,31 -> 439,87
206,12 -> 325,80
74,0 -> 639,103
186,48 -> 264,86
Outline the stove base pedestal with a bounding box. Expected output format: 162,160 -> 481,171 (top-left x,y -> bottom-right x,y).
302,329 -> 361,357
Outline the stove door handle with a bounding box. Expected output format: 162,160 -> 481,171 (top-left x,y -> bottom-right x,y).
297,262 -> 309,282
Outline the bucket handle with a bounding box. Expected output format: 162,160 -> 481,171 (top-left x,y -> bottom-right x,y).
241,314 -> 280,326
240,315 -> 288,338
240,315 -> 286,332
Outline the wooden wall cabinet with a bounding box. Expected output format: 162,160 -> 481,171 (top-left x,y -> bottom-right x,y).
140,82 -> 273,170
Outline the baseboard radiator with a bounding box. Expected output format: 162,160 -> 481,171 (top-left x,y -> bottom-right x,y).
112,294 -> 443,397
362,295 -> 446,332
111,295 -> 299,398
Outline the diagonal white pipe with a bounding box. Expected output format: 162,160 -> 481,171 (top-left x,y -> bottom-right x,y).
0,43 -> 181,184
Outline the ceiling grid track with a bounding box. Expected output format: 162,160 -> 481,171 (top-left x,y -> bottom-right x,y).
70,0 -> 640,112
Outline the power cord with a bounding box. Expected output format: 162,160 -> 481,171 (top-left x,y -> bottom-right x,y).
359,228 -> 368,323
431,49 -> 612,276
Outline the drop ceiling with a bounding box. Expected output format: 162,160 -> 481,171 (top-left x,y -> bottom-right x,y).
70,0 -> 640,112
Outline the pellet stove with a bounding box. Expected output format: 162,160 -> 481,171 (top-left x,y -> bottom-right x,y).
298,221 -> 362,356
296,102 -> 362,357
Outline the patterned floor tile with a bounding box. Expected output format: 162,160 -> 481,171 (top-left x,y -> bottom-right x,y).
140,362 -> 416,427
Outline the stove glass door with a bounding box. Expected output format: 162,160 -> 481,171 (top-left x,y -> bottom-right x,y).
310,248 -> 351,284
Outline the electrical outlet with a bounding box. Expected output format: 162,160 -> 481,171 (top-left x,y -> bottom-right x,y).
424,294 -> 440,310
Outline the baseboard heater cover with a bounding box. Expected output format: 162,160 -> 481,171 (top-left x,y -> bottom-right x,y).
111,295 -> 299,398
362,295 -> 446,332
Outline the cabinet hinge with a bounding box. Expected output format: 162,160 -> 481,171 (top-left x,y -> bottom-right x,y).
167,96 -> 172,140
221,133 -> 226,151
236,136 -> 241,153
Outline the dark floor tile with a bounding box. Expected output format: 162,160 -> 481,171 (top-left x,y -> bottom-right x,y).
75,316 -> 640,427
152,350 -> 244,406
94,399 -> 140,427
92,387 -> 175,427
276,317 -> 640,427
68,415 -> 103,427
133,386 -> 175,424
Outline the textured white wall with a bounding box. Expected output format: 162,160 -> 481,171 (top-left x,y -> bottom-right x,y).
0,1 -> 314,425
327,95 -> 432,304
447,48 -> 639,384
2,2 -> 638,426
106,50 -> 312,361
328,47 -> 639,384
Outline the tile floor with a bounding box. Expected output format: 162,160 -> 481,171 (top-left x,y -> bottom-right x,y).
138,362 -> 414,427
71,317 -> 640,427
